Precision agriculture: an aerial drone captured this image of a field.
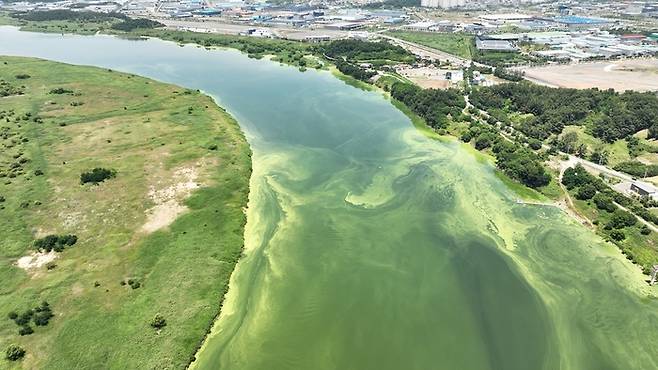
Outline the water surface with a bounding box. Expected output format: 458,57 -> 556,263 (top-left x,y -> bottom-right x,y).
2,26 -> 657,370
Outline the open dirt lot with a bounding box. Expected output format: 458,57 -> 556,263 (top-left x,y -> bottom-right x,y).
521,58 -> 658,91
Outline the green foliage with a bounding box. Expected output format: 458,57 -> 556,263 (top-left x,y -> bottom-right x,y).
0,79 -> 24,97
575,183 -> 597,200
470,82 -> 658,142
387,31 -> 475,59
5,345 -> 25,361
15,74 -> 31,80
390,82 -> 465,129
111,18 -> 164,32
610,229 -> 626,241
322,39 -> 414,64
80,167 -> 116,184
592,193 -> 616,212
492,141 -> 550,188
34,234 -> 78,252
607,209 -> 637,229
12,10 -> 127,22
49,87 -> 74,95
363,0 -> 420,8
494,67 -> 523,82
150,314 -> 167,329
335,61 -> 375,81
613,161 -> 658,178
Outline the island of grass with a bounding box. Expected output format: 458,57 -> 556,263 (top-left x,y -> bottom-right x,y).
0,56 -> 251,369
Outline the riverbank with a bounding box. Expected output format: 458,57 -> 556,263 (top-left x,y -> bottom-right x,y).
0,56 -> 251,369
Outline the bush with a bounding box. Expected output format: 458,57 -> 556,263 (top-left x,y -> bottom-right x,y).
80,168 -> 116,185
592,193 -> 616,213
641,225 -> 652,235
608,209 -> 637,229
150,314 -> 166,329
15,74 -> 30,80
576,184 -> 597,200
49,87 -> 74,95
5,345 -> 25,361
18,325 -> 33,336
34,234 -> 77,252
610,230 -> 626,241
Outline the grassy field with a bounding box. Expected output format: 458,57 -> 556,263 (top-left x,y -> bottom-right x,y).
0,57 -> 251,369
386,30 -> 475,59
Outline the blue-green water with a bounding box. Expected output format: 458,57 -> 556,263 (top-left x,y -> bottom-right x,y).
2,26 -> 658,370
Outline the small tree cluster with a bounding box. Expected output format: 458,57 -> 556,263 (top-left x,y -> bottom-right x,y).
80,168 -> 116,185
8,301 -> 54,336
150,314 -> 166,329
5,344 -> 25,361
34,234 -> 77,252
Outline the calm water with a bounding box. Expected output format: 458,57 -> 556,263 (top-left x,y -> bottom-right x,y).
2,26 -> 658,370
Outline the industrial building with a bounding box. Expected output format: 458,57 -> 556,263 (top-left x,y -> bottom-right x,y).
420,0 -> 465,9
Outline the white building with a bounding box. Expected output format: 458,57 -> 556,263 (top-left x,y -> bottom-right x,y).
420,0 -> 465,9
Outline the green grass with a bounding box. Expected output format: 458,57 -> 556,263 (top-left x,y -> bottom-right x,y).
0,57 -> 251,369
562,125 -> 630,166
386,31 -> 475,59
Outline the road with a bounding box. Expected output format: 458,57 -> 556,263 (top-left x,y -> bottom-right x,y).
379,34 -> 470,66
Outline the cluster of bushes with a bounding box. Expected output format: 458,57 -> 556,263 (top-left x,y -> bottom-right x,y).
5,345 -> 25,361
121,278 -> 141,289
111,18 -> 164,32
613,161 -> 658,178
561,165 -> 653,243
49,87 -> 74,95
34,234 -> 77,252
335,61 -> 375,81
470,82 -> 658,143
150,314 -> 166,329
0,79 -> 24,97
80,167 -> 116,184
15,74 -> 31,80
461,122 -> 551,187
7,302 -> 54,336
322,39 -> 415,64
390,82 -> 465,129
12,9 -> 127,22
493,67 -> 524,82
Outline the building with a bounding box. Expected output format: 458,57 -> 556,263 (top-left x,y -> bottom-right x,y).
631,181 -> 658,199
420,0 -> 465,9
476,38 -> 517,52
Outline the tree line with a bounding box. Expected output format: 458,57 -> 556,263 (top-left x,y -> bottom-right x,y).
469,82 -> 658,143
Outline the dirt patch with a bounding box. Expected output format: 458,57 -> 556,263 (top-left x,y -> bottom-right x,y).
521,58 -> 658,92
141,162 -> 207,233
16,251 -> 58,270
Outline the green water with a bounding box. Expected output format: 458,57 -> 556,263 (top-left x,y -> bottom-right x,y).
2,26 -> 658,370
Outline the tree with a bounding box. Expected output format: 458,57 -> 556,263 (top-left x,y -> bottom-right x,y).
610,230 -> 626,241
589,148 -> 609,165
576,184 -> 597,200
150,314 -> 166,329
608,209 -> 637,229
5,345 -> 25,361
592,193 -> 616,213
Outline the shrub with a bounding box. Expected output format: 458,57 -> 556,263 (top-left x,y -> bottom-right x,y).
592,193 -> 616,213
150,314 -> 167,329
576,184 -> 597,200
5,345 -> 25,361
610,230 -> 626,241
641,225 -> 651,235
34,234 -> 77,252
15,74 -> 31,80
80,168 -> 116,185
49,87 -> 74,95
18,325 -> 34,336
608,209 -> 637,229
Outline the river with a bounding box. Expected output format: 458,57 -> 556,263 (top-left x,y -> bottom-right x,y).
1,26 -> 657,370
